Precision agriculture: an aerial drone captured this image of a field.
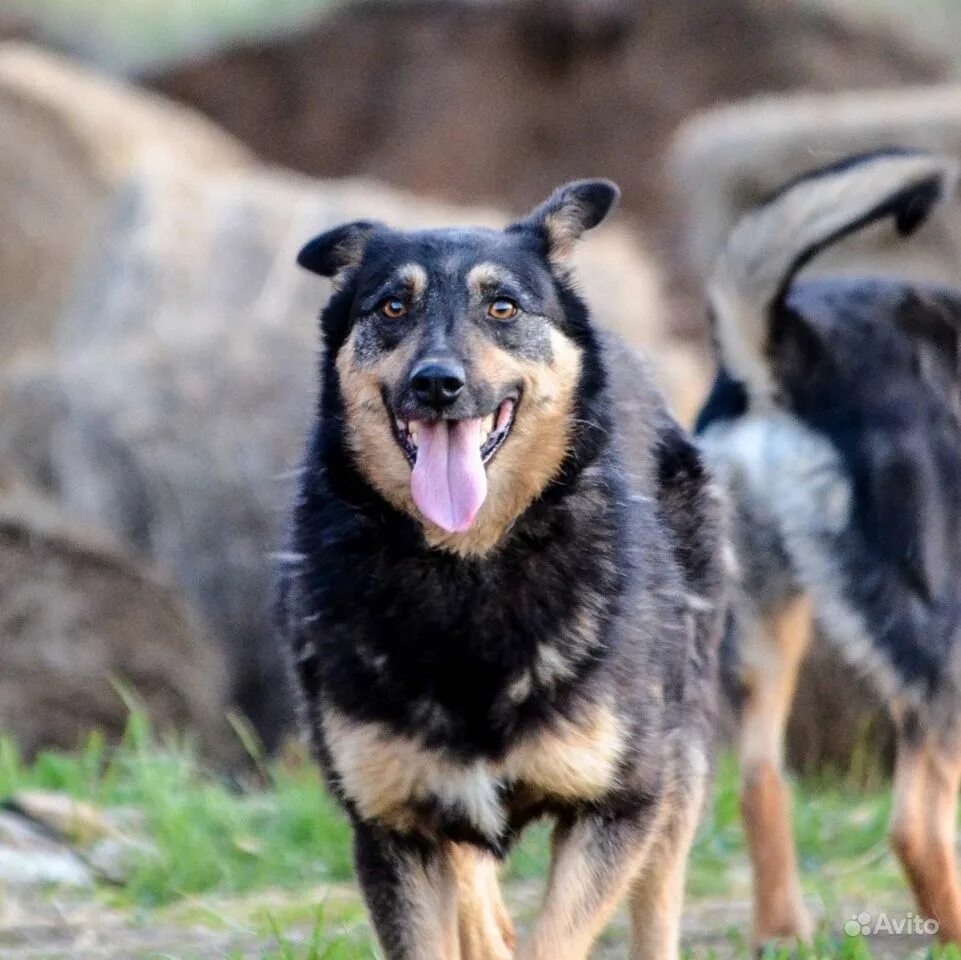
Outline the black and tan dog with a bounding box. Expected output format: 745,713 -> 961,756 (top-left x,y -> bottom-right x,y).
276,181 -> 726,959
695,150 -> 961,948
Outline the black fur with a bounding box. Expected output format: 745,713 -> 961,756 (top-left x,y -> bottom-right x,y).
700,277 -> 961,696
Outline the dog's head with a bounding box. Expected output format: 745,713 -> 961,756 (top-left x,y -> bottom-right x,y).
300,180 -> 619,553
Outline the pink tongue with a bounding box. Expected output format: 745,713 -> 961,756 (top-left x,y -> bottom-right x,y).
411,419 -> 488,533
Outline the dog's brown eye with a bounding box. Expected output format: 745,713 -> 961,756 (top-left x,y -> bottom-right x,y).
380,298 -> 407,319
488,299 -> 518,321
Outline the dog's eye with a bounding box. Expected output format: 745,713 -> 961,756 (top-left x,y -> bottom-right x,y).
379,298 -> 407,319
488,299 -> 518,321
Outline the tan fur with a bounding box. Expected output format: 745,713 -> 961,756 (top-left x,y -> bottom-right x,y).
520,817 -> 654,960
519,741 -> 705,960
890,738 -> 961,942
890,743 -> 931,915
321,706 -> 505,838
629,746 -> 707,960
466,262 -> 521,296
338,321 -> 583,556
740,594 -> 813,771
396,262 -> 429,299
531,642 -> 577,686
336,330 -> 420,520
505,699 -> 626,802
738,594 -> 813,944
544,203 -> 591,263
402,847 -> 461,960
427,328 -> 581,556
451,844 -> 515,960
322,699 -> 625,840
742,760 -> 809,942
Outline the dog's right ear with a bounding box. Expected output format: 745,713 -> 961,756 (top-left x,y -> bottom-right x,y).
297,221 -> 384,278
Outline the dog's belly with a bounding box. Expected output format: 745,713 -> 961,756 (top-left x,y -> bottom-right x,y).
321,700 -> 626,843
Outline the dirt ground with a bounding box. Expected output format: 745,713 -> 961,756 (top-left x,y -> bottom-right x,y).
2,880 -> 933,959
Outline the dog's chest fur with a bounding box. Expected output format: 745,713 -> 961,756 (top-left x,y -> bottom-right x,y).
320,698 -> 626,846
288,450 -> 631,753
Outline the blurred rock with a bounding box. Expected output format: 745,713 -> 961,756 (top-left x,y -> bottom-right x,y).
146,0 -> 949,330
10,792 -> 123,844
0,360 -> 68,492
0,476 -> 231,760
0,811 -> 93,888
0,42 -> 250,363
3,158 -> 691,748
0,11 -> 33,44
0,793 -> 157,886
85,834 -> 159,885
671,85 -> 961,289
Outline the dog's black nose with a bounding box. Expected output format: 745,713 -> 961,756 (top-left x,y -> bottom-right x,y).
409,360 -> 466,409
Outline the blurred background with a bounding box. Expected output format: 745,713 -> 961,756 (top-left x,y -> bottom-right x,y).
3,2 -> 961,955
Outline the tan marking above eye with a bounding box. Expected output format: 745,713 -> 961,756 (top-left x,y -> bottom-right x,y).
394,262 -> 428,299
488,299 -> 518,321
380,297 -> 407,319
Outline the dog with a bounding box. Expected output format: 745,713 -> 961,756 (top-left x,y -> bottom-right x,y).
276,180 -> 726,959
694,149 -> 961,948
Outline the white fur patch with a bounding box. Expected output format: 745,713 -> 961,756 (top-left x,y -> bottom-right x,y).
701,412 -> 907,702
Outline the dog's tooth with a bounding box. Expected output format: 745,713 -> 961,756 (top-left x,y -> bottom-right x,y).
482,414 -> 495,436
409,422 -> 419,445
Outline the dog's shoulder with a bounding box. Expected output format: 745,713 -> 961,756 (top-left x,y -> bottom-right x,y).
602,331 -> 726,642
599,330 -> 666,491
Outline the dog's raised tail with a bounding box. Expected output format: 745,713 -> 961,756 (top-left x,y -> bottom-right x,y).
709,149 -> 957,402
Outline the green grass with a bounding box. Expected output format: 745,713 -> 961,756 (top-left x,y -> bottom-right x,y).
0,711 -> 354,907
1,712 -> 958,958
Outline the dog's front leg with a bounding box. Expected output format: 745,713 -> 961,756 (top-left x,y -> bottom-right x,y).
353,822 -> 460,960
450,843 -> 515,960
517,808 -> 658,960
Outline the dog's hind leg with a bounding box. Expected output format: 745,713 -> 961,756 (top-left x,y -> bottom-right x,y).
737,593 -> 813,947
627,747 -> 708,959
353,823 -> 460,960
889,720 -> 961,943
450,844 -> 514,960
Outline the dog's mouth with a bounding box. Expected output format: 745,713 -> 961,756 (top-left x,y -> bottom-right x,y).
390,396 -> 518,534
392,397 -> 517,468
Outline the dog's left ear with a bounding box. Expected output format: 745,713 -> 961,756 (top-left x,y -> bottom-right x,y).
297,220 -> 384,278
508,179 -> 620,261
